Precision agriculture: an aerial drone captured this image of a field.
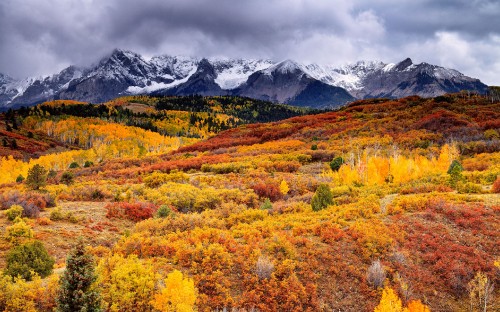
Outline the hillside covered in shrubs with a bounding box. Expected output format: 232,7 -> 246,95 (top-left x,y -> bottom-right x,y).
0,93 -> 499,311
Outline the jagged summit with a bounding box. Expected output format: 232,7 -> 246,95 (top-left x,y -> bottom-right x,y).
395,57 -> 413,71
0,51 -> 489,109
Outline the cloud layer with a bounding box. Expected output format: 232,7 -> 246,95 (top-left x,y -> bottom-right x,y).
1,0 -> 498,85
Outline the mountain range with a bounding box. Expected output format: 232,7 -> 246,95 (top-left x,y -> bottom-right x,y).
0,49 -> 489,109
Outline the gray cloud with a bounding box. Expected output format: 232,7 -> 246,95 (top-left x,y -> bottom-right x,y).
0,0 -> 498,85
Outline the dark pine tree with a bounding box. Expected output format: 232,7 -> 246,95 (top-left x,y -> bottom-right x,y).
56,239 -> 102,312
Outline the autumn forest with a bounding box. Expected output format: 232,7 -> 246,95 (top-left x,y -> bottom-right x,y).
0,93 -> 499,311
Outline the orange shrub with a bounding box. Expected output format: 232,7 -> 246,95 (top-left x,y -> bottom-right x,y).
37,217 -> 53,225
387,195 -> 429,215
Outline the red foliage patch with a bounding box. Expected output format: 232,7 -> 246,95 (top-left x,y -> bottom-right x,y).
252,182 -> 282,202
394,199 -> 499,299
415,110 -> 471,132
105,202 -> 158,222
492,177 -> 500,193
147,154 -> 231,173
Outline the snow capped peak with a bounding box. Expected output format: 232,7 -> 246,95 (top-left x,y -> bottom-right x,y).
110,48 -> 142,59
274,59 -> 303,73
262,59 -> 305,77
97,49 -> 144,67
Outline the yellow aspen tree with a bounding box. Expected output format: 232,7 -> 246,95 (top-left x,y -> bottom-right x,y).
437,144 -> 459,172
374,286 -> 403,312
335,164 -> 360,185
152,270 -> 197,312
468,271 -> 494,312
279,180 -> 290,195
98,254 -> 157,312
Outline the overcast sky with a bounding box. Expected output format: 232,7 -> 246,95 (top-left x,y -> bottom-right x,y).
0,0 -> 499,85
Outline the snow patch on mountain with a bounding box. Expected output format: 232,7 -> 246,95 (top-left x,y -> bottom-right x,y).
126,66 -> 198,94
212,59 -> 273,89
8,77 -> 41,100
383,63 -> 396,72
151,55 -> 198,79
433,67 -> 463,80
304,61 -> 386,91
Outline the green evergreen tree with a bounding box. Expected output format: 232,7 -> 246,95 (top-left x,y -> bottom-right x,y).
5,240 -> 54,281
57,239 -> 102,312
26,164 -> 48,190
15,174 -> 25,183
60,171 -> 74,185
155,204 -> 173,218
447,160 -> 464,188
447,159 -> 463,174
260,198 -> 273,210
329,156 -> 344,172
311,184 -> 334,211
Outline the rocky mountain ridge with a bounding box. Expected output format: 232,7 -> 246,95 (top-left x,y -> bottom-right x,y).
0,49 -> 488,109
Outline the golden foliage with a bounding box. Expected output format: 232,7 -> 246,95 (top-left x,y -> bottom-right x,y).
97,254 -> 157,312
152,270 -> 197,312
374,287 -> 403,312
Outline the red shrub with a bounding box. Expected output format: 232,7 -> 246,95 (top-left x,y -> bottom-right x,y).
492,177 -> 500,193
252,182 -> 282,202
105,202 -> 157,222
441,203 -> 486,229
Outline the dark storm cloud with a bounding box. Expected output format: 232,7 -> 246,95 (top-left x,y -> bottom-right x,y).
366,0 -> 499,36
0,0 -> 498,84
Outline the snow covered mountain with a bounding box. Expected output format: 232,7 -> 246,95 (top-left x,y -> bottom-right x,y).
234,60 -> 355,107
0,49 -> 489,109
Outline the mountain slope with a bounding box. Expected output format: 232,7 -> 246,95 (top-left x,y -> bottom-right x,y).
352,58 -> 489,98
236,60 -> 354,107
161,59 -> 227,96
